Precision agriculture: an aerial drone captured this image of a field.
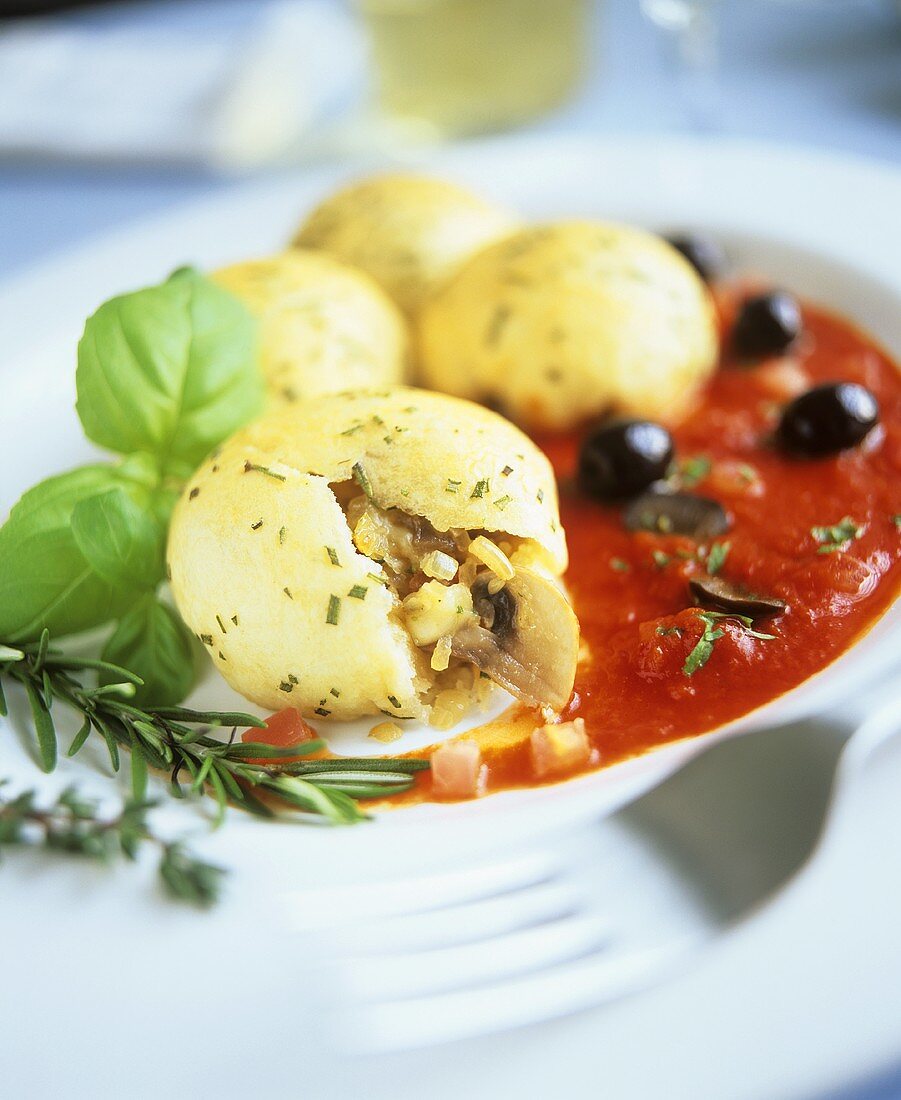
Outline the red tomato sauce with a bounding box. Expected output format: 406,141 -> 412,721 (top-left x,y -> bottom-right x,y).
402,295 -> 901,803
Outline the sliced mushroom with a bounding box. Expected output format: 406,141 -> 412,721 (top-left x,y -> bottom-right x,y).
690,575 -> 788,618
451,567 -> 579,711
624,490 -> 731,540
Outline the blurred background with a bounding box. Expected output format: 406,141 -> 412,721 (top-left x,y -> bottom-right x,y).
0,0 -> 899,279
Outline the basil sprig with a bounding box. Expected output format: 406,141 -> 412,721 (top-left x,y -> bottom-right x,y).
0,268 -> 262,705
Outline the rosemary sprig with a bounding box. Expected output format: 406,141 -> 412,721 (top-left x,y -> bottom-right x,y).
1,631 -> 430,838
0,781 -> 224,907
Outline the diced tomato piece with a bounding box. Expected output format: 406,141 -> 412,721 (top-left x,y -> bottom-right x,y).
706,460 -> 764,499
530,719 -> 590,779
431,739 -> 483,799
244,707 -> 317,749
754,357 -> 810,401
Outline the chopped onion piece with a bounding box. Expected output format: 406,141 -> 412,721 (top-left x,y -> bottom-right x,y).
431,634 -> 453,671
421,550 -> 459,581
353,511 -> 388,559
430,688 -> 473,730
469,535 -> 516,581
530,718 -> 590,779
368,721 -> 404,743
431,739 -> 483,798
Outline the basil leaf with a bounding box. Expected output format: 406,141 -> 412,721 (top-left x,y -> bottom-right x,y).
71,487 -> 165,590
101,598 -> 196,706
76,268 -> 262,473
0,466 -> 139,642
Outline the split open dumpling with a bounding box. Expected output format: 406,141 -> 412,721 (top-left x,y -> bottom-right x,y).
213,251 -> 408,404
418,221 -> 719,430
167,388 -> 578,724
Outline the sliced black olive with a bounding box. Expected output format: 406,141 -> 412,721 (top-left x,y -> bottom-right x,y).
472,579 -> 517,640
732,291 -> 802,357
578,419 -> 674,501
690,575 -> 788,618
665,233 -> 725,283
776,382 -> 879,456
623,491 -> 731,540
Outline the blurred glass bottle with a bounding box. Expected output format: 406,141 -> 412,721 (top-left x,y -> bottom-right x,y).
357,0 -> 590,139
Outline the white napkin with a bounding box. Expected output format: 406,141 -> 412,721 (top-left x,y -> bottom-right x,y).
0,1 -> 367,169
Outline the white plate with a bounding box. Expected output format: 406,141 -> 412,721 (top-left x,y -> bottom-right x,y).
1,134 -> 899,871
1,134 -> 900,1099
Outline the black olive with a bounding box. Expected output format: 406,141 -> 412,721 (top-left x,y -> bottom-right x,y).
776,382 -> 879,456
665,233 -> 725,283
578,419 -> 674,501
690,575 -> 787,618
623,490 -> 731,540
473,581 -> 516,640
732,291 -> 802,357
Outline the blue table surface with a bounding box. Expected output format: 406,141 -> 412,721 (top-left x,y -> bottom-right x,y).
0,2 -> 900,1097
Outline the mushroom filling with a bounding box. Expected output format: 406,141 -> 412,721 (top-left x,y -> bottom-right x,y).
334,489 -> 578,723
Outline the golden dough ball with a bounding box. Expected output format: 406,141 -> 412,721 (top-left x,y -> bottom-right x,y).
167,387 -> 577,720
213,251 -> 408,404
417,221 -> 719,430
292,174 -> 517,316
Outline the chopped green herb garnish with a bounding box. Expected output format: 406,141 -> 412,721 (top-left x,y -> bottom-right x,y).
326,595 -> 341,626
387,695 -> 402,709
738,464 -> 758,485
200,633 -> 213,646
683,617 -> 724,676
652,550 -> 671,569
679,455 -> 712,488
189,487 -> 200,500
279,526 -> 287,545
656,625 -> 682,637
610,558 -> 630,573
243,461 -> 286,482
536,489 -> 544,504
446,479 -> 462,494
485,305 -> 512,346
330,688 -> 341,698
340,422 -> 363,436
706,541 -> 731,576
288,674 -> 299,684
314,707 -> 331,717
366,572 -> 389,586
811,517 -> 862,554
326,546 -> 340,566
283,587 -> 293,599
470,478 -> 490,499
251,519 -> 263,531
893,514 -> 901,529
493,495 -> 512,510
348,585 -> 368,600
352,461 -> 374,501
216,614 -> 227,634
683,611 -> 775,677
501,465 -> 514,477
279,681 -> 293,693
231,614 -> 239,626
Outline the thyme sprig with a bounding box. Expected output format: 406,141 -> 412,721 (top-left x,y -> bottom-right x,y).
0,781 -> 224,907
1,632 -> 430,831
